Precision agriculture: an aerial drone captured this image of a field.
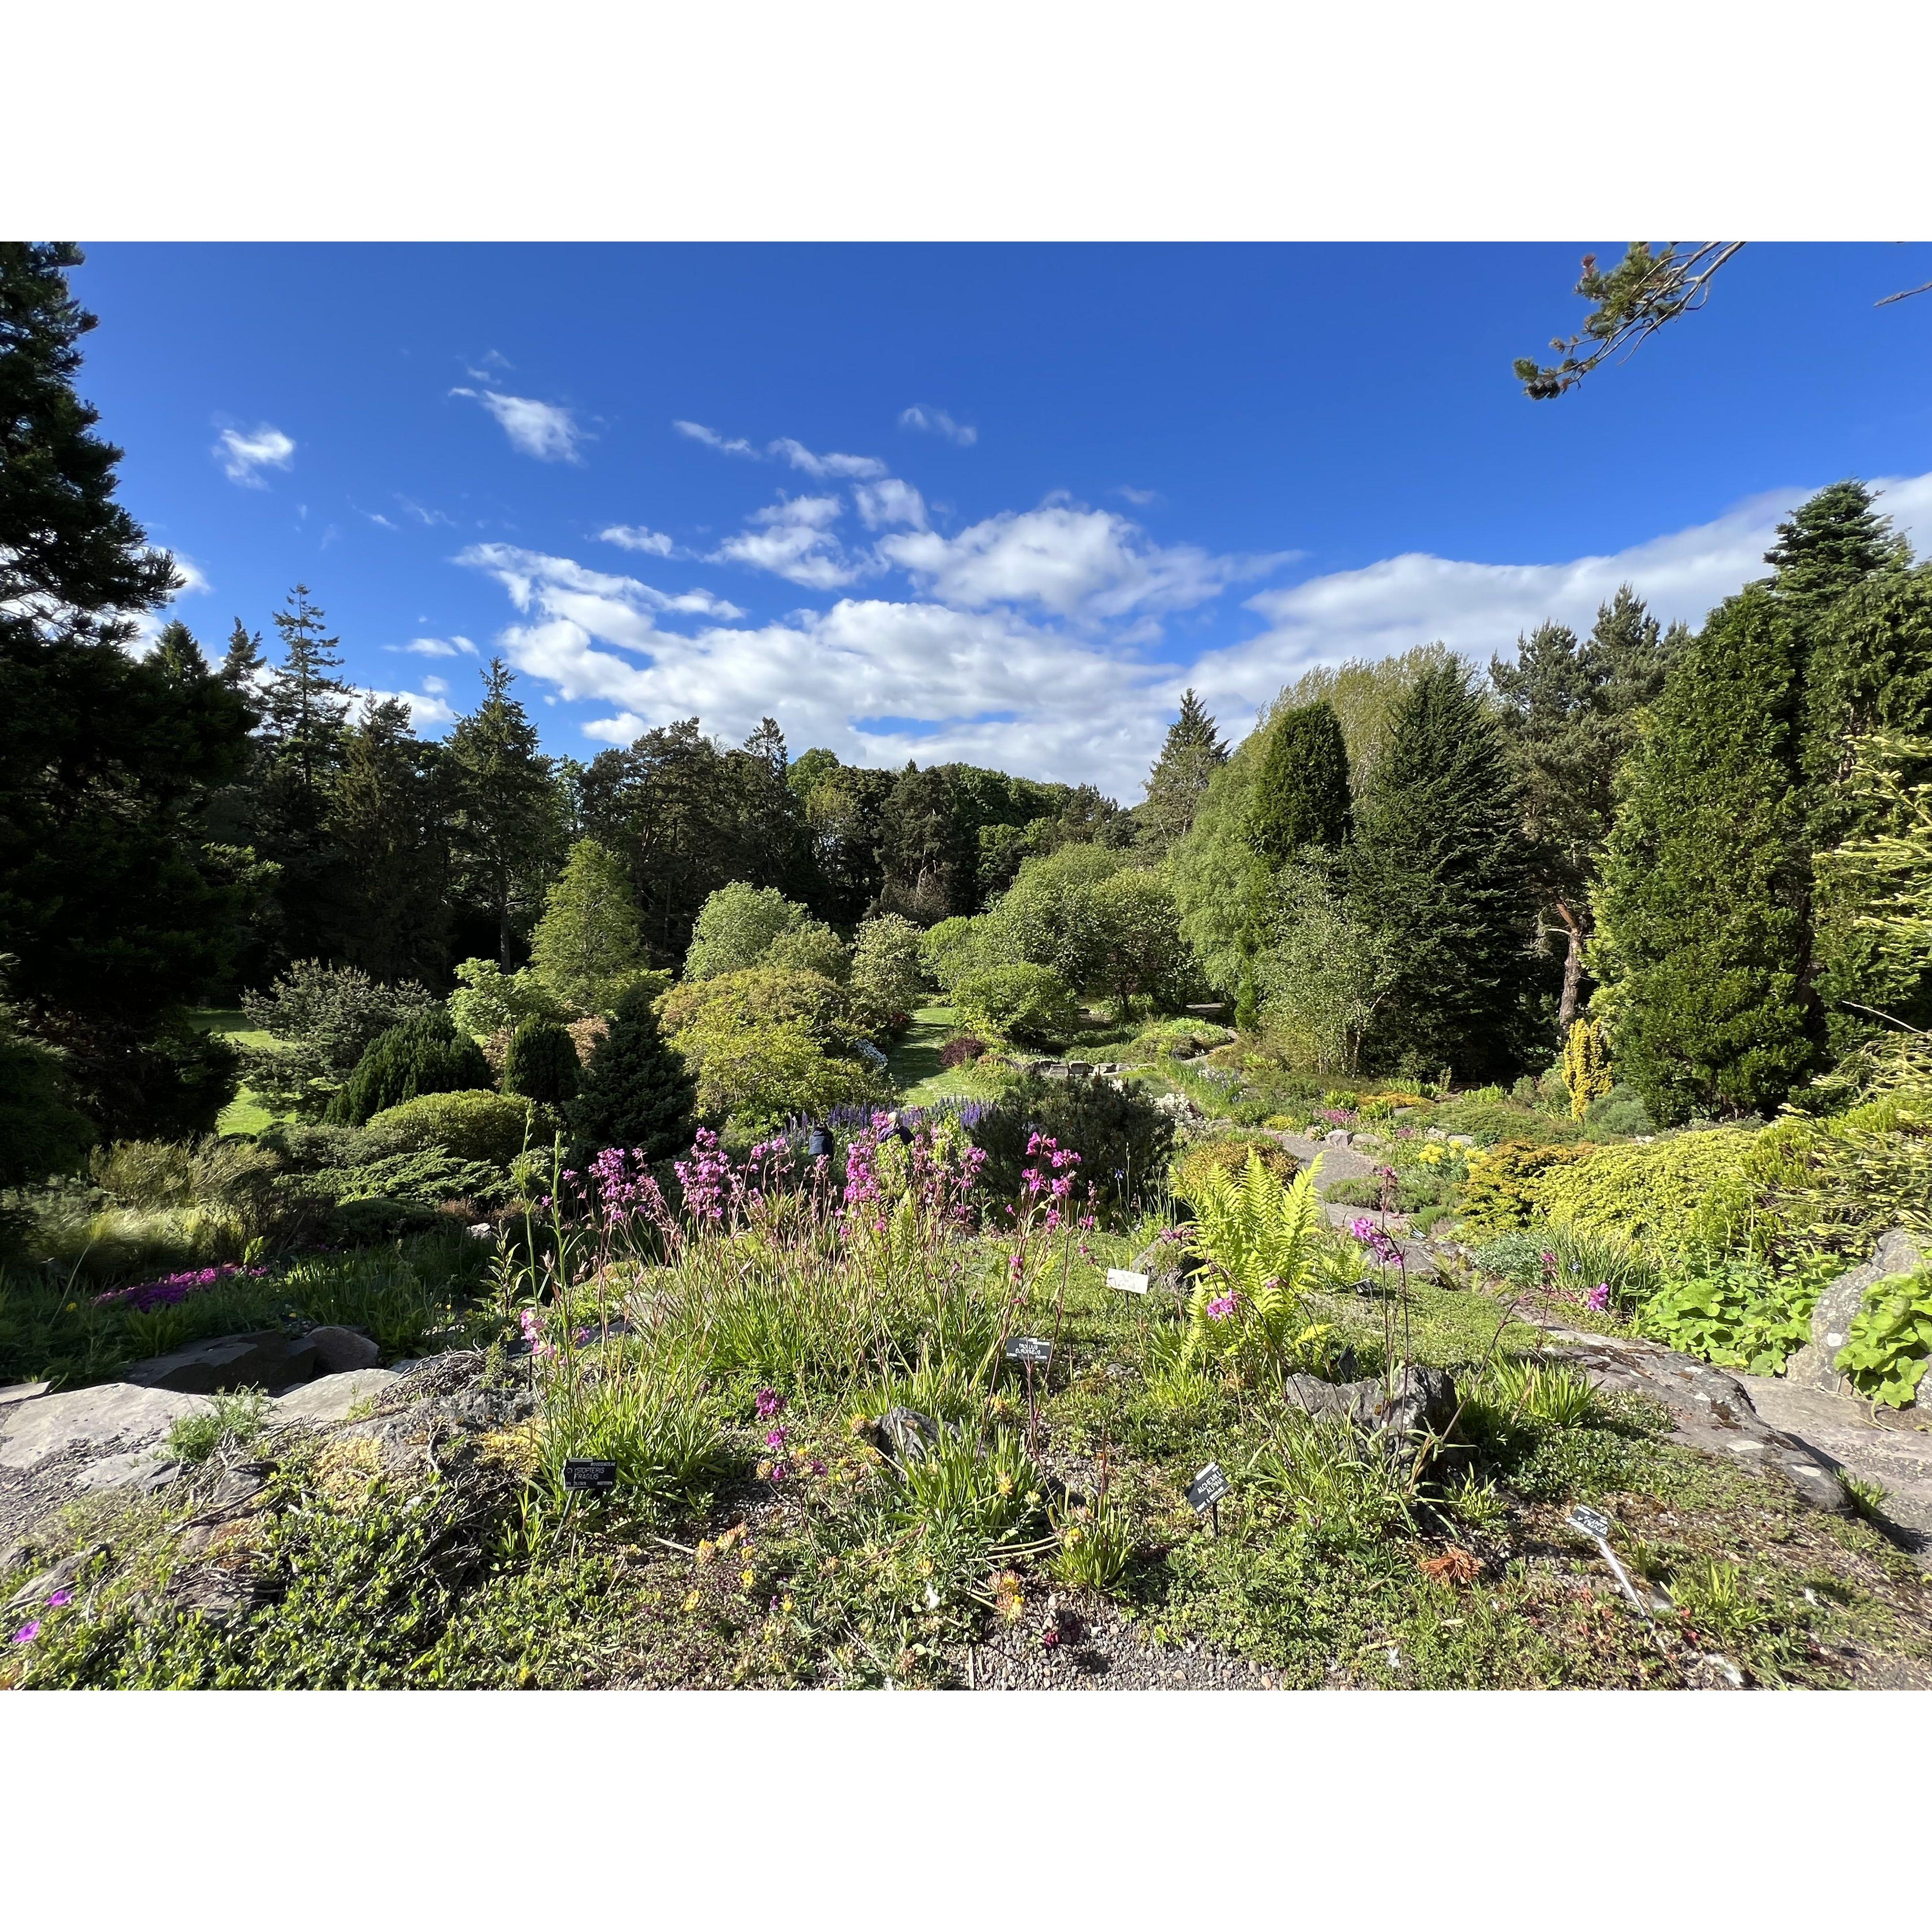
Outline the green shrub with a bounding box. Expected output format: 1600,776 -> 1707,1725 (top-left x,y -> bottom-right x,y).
447,957 -> 568,1039
850,914 -> 926,1024
672,1017 -> 881,1135
88,1138 -> 197,1208
299,1147 -> 509,1209
920,915 -> 995,994
502,1019 -> 580,1107
1428,1097 -> 1585,1148
762,921 -> 851,984
683,882 -> 812,980
1173,1136 -> 1299,1206
953,964 -> 1079,1048
1456,1141 -> 1595,1235
967,1071 -> 1175,1224
364,1090 -> 549,1168
1582,1085 -> 1654,1137
1835,1267 -> 1932,1407
241,961 -> 439,1118
327,1012 -> 492,1127
0,996 -> 95,1186
657,968 -> 863,1059
1535,1127 -> 1776,1260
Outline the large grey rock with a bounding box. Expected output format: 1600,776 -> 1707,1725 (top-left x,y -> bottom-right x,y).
1536,1322 -> 1853,1515
1281,1364 -> 1458,1443
303,1326 -> 381,1374
125,1328 -> 320,1396
1785,1229 -> 1930,1397
0,1380 -> 50,1407
71,1449 -> 181,1494
0,1383 -> 212,1471
1130,1236 -> 1200,1291
878,1406 -> 943,1463
267,1368 -> 398,1428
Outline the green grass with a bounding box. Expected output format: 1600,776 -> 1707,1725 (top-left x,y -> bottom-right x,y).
188,1005 -> 277,1137
890,1005 -> 1013,1108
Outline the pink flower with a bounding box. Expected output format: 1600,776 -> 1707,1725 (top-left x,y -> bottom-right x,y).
1040,1627 -> 1060,1649
766,1428 -> 787,1451
1206,1293 -> 1237,1321
46,1589 -> 73,1609
11,1621 -> 40,1644
1587,1281 -> 1611,1312
755,1387 -> 783,1420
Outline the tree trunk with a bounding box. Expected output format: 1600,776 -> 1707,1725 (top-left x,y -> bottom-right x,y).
1554,900 -> 1586,1030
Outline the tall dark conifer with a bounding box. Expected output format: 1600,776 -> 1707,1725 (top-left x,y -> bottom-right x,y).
1347,662 -> 1533,1080
1247,701 -> 1352,866
1138,688 -> 1229,856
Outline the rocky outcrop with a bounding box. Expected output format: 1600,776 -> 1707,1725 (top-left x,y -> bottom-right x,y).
304,1327 -> 382,1375
124,1328 -> 321,1396
1280,1364 -> 1458,1443
0,1383 -> 212,1472
1784,1229 -> 1929,1400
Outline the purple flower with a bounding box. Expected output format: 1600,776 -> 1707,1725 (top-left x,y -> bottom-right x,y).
11,1621 -> 40,1644
755,1387 -> 784,1420
1587,1281 -> 1611,1312
46,1589 -> 73,1609
766,1428 -> 787,1451
1206,1293 -> 1237,1321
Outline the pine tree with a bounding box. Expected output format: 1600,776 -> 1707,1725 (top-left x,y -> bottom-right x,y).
322,697 -> 450,982
1591,585 -> 1817,1123
529,838 -> 644,1012
1138,688 -> 1229,856
1490,589 -> 1681,1027
447,657 -> 562,967
150,618 -> 207,684
564,981 -> 697,1160
1346,661 -> 1535,1080
1764,480 -> 1902,621
0,242 -> 254,1135
1247,701 -> 1351,866
503,1016 -> 581,1106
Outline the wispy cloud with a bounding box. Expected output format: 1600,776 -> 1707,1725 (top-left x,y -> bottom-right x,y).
853,478 -> 928,530
770,437 -> 886,480
397,497 -> 454,528
899,404 -> 977,447
214,423 -> 295,487
465,349 -> 514,380
451,389 -> 586,463
674,419 -> 758,458
1113,485 -> 1159,507
460,544 -> 747,624
387,636 -> 478,658
599,524 -> 679,556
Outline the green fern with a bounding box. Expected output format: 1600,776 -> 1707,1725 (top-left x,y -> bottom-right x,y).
1182,1148 -> 1325,1373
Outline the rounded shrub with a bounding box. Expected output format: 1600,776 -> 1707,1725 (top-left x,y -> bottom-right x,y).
953,964 -> 1079,1049
966,1071 -> 1176,1226
1173,1136 -> 1300,1205
363,1090 -> 552,1168
565,981 -> 698,1162
327,1011 -> 492,1127
939,1035 -> 986,1069
503,1017 -> 581,1106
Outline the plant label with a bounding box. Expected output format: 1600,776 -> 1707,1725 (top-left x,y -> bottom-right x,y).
563,1459 -> 619,1494
1567,1505 -> 1613,1540
1106,1268 -> 1151,1296
1187,1462 -> 1231,1513
1005,1335 -> 1053,1365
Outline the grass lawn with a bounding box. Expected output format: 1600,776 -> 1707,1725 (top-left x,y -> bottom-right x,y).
889,1004 -> 1007,1108
188,1005 -> 277,1137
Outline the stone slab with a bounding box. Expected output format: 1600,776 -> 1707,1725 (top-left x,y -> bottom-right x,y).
1739,1374 -> 1932,1541
1785,1228 -> 1930,1397
71,1449 -> 180,1494
0,1384 -> 213,1471
0,1382 -> 50,1407
266,1368 -> 398,1428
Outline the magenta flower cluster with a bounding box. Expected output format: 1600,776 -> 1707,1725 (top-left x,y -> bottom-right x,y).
92,1262 -> 269,1314
1348,1217 -> 1403,1267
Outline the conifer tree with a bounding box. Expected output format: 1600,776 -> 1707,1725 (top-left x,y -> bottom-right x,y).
0,242 -> 254,1134
328,1009 -> 491,1126
447,657 -> 561,966
1490,588 -> 1681,1026
1247,700 -> 1351,865
1346,661 -> 1534,1079
503,1016 -> 581,1106
529,838 -> 644,1012
1592,585 -> 1817,1122
564,981 -> 697,1160
1139,688 -> 1229,856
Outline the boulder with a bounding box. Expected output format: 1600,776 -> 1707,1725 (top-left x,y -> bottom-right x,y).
878,1406 -> 943,1463
1784,1228 -> 1929,1398
1281,1364 -> 1458,1443
267,1368 -> 399,1428
124,1328 -> 320,1396
1130,1236 -> 1200,1291
0,1383 -> 212,1471
0,1380 -> 50,1407
304,1326 -> 381,1374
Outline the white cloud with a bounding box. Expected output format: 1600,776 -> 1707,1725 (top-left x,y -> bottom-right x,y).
159,552 -> 212,597
457,468 -> 1932,800
711,495 -> 857,590
899,404 -> 978,447
466,349 -> 514,379
451,389 -> 586,463
397,497 -> 454,527
770,437 -> 887,480
214,423 -> 295,487
359,686 -> 458,728
599,524 -> 678,556
853,478 -> 928,531
1113,485 -> 1159,507
880,503 -> 1288,627
387,635 -> 478,658
674,419 -> 757,458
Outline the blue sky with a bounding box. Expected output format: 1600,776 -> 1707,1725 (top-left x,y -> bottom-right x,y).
79,241 -> 1932,794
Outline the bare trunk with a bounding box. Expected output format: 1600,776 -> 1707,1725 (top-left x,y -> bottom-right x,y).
1554,899 -> 1586,1031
